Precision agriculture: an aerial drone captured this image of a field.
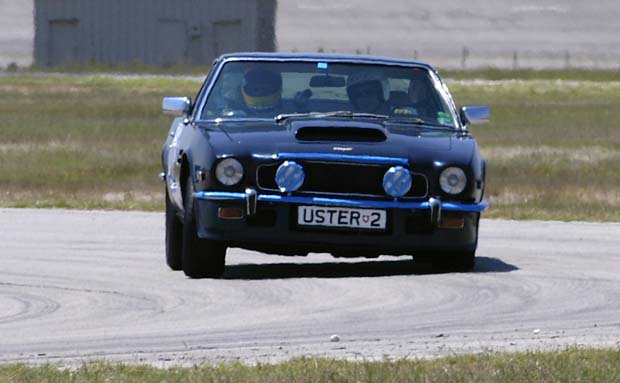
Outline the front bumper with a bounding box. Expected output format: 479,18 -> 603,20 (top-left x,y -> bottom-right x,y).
193,189 -> 487,255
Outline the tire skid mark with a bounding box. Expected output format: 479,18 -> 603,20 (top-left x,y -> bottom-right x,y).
0,290 -> 60,324
0,280 -> 187,322
1,209 -> 620,365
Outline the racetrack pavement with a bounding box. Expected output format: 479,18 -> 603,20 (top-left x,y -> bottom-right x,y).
0,208 -> 619,366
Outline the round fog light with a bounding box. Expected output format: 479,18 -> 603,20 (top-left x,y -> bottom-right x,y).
383,166 -> 412,197
275,161 -> 305,192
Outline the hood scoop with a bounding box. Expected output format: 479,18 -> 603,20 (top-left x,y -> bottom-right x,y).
295,126 -> 387,142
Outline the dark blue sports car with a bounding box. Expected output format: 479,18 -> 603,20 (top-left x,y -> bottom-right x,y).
161,53 -> 489,278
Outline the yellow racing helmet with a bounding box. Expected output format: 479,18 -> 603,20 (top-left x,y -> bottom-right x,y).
242,68 -> 282,110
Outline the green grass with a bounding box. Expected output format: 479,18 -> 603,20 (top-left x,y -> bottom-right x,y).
0,75 -> 200,211
16,62 -> 213,75
2,349 -> 620,382
443,68 -> 620,82
13,63 -> 620,82
450,79 -> 620,222
1,73 -> 618,221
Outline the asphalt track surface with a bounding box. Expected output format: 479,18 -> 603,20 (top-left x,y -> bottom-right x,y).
1,208 -> 619,366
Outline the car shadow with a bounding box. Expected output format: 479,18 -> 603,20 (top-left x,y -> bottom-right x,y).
222,256 -> 518,280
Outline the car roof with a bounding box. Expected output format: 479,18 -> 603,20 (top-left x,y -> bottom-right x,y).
217,52 -> 436,71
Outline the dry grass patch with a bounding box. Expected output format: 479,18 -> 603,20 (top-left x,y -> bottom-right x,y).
482,146 -> 620,165
0,190 -> 164,211
481,145 -> 619,221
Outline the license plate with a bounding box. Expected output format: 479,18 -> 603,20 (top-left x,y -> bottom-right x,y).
297,206 -> 387,230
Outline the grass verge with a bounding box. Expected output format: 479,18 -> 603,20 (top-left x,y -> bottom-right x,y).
451,78 -> 620,222
443,68 -> 620,82
1,73 -> 618,221
8,64 -> 620,82
1,349 -> 620,382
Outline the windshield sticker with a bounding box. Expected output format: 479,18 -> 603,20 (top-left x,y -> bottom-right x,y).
437,112 -> 453,125
317,62 -> 328,70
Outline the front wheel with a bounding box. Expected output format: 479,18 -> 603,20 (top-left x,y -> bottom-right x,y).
181,176 -> 226,278
165,188 -> 183,271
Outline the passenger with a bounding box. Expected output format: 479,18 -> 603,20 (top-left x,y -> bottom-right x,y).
407,78 -> 438,117
346,71 -> 391,114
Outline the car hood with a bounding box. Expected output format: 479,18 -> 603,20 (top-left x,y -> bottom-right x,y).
197,119 -> 474,163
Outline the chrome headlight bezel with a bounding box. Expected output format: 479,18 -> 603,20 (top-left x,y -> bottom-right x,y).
439,167 -> 467,195
215,158 -> 244,186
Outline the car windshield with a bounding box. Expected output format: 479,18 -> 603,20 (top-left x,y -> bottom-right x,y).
201,60 -> 458,128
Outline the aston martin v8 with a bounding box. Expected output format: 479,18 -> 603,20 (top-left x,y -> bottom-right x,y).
161,53 -> 489,278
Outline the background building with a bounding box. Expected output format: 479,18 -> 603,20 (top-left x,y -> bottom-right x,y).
32,0 -> 276,67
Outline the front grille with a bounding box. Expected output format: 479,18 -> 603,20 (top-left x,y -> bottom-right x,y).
257,161 -> 428,198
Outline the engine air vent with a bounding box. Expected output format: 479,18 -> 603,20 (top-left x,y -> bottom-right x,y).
295,126 -> 387,142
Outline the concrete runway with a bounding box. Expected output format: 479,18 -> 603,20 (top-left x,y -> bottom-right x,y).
1,208 -> 619,366
0,0 -> 33,67
2,1 -> 619,69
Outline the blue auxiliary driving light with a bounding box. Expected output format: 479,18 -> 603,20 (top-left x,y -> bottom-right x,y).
383,166 -> 412,197
275,161 -> 305,193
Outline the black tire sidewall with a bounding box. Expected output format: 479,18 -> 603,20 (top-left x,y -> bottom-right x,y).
181,176 -> 226,278
165,188 -> 183,270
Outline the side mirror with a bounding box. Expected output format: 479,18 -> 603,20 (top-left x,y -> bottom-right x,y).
460,105 -> 489,125
162,97 -> 191,116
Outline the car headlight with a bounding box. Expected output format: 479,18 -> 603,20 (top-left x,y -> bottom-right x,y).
215,158 -> 244,186
439,167 -> 467,195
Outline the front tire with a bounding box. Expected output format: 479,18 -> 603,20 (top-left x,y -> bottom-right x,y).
430,213 -> 479,272
181,176 -> 226,278
165,188 -> 183,271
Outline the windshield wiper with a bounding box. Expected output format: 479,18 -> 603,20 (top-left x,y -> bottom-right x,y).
275,110 -> 389,123
386,117 -> 455,130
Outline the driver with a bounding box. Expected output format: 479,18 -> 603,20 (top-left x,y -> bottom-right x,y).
346,71 -> 390,114
241,68 -> 283,116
